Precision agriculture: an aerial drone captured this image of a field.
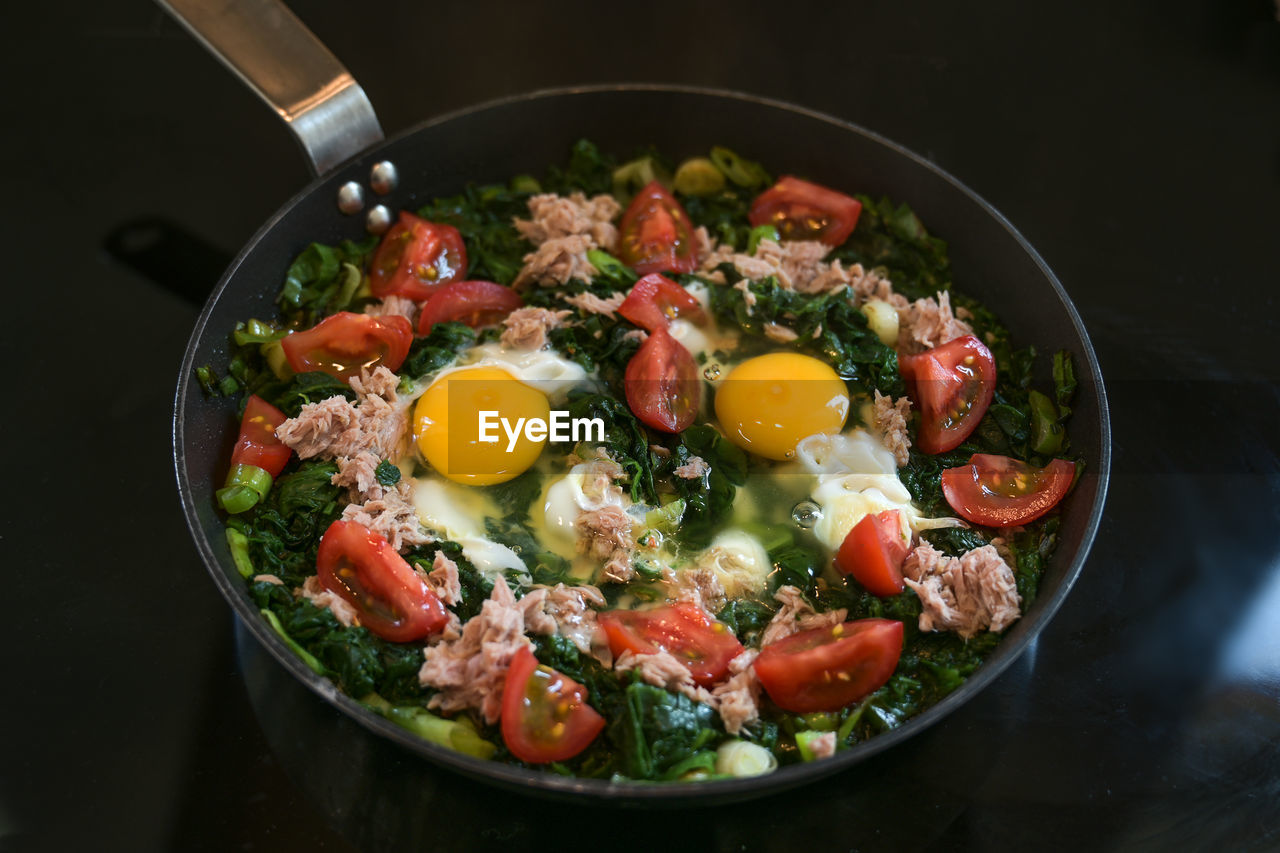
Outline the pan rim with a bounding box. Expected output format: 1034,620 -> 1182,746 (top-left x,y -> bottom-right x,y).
173,82 -> 1110,803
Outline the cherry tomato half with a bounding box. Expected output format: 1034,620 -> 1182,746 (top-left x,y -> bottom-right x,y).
231,395 -> 292,477
617,273 -> 707,332
754,619 -> 903,713
370,212 -> 468,301
899,335 -> 997,455
616,181 -> 699,276
623,326 -> 701,434
748,176 -> 863,246
941,454 -> 1076,528
599,602 -> 744,687
417,280 -> 524,335
835,510 -> 911,597
281,311 -> 413,381
316,520 -> 448,642
501,646 -> 605,764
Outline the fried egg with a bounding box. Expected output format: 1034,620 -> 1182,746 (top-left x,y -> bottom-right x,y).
410,475 -> 526,575
714,353 -> 850,461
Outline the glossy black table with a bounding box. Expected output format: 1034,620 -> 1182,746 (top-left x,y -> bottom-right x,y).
5,1 -> 1278,850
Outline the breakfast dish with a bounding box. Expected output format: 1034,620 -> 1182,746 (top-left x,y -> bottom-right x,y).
198,141 -> 1080,781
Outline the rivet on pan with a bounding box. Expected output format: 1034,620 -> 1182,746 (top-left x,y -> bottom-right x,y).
366,204 -> 393,235
370,160 -> 399,195
336,181 -> 365,215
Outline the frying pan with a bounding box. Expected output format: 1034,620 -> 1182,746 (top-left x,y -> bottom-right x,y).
167,0 -> 1110,805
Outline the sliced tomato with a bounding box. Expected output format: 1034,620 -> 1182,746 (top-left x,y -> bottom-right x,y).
598,602 -> 744,687
281,311 -> 413,381
617,273 -> 707,332
501,646 -> 605,764
623,326 -> 701,434
748,176 -> 862,246
616,181 -> 699,275
316,520 -> 448,642
230,395 -> 292,477
899,335 -> 997,454
417,280 -> 523,335
835,510 -> 910,597
370,212 -> 467,301
941,454 -> 1076,527
754,619 -> 903,713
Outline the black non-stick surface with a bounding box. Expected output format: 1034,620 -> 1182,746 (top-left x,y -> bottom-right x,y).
5,1 -> 1279,851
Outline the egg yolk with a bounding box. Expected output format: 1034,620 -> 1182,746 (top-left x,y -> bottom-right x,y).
714,353 -> 849,460
414,365 -> 550,485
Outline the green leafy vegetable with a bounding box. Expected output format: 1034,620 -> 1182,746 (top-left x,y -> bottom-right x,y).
609,682 -> 720,780
374,459 -> 401,487
278,240 -> 376,327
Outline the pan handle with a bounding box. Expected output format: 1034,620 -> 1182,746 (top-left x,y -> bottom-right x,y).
157,0 -> 383,175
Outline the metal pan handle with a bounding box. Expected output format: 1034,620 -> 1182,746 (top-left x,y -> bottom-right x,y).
158,0 -> 383,175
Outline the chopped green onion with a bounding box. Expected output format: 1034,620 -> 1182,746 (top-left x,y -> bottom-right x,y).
261,609 -> 326,676
225,528 -> 254,578
673,157 -> 725,196
361,694 -> 498,759
195,365 -> 220,397
660,750 -> 720,781
612,156 -> 671,200
262,339 -> 293,380
801,712 -> 839,732
714,740 -> 777,777
709,146 -> 770,188
836,696 -> 873,743
510,174 -> 541,193
644,497 -> 686,533
746,224 -> 779,254
225,463 -> 274,500
232,318 -> 286,347
585,249 -> 637,287
1029,390 -> 1065,455
216,484 -> 259,515
795,730 -> 834,762
217,375 -> 240,396
334,262 -> 363,312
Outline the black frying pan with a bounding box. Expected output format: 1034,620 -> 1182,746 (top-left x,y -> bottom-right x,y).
167,0 -> 1110,806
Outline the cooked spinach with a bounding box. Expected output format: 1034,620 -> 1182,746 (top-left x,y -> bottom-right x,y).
278,238 -> 377,327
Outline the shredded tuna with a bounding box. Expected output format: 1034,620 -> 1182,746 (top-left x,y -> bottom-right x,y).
760,585 -> 848,647
873,391 -> 913,467
663,565 -> 727,613
764,323 -> 799,342
902,542 -> 1022,639
694,226 -> 715,264
712,650 -> 761,735
620,328 -> 649,344
364,294 -> 418,324
615,650 -> 716,705
427,551 -> 462,607
514,192 -> 620,246
563,290 -> 626,318
499,307 -> 571,350
649,444 -> 671,458
673,455 -> 709,480
341,480 -> 431,553
276,366 -> 407,462
807,731 -> 837,759
419,576 -> 530,724
331,450 -> 385,501
299,576 -> 359,628
898,291 -> 974,354
253,573 -> 284,586
513,235 -> 599,288
521,583 -> 607,658
577,505 -> 636,583
733,279 -> 757,312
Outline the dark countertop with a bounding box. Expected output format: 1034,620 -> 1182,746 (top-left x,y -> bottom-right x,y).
4,1 -> 1279,850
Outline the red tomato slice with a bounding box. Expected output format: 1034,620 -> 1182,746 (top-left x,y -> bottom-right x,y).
370,212 -> 468,301
753,619 -> 903,713
617,273 -> 707,332
598,602 -> 744,687
623,326 -> 701,434
417,280 -> 524,335
835,510 -> 910,597
616,181 -> 699,275
281,311 -> 413,381
748,176 -> 863,246
316,520 -> 448,643
899,335 -> 997,454
501,646 -> 605,764
231,395 -> 292,477
941,454 -> 1076,527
